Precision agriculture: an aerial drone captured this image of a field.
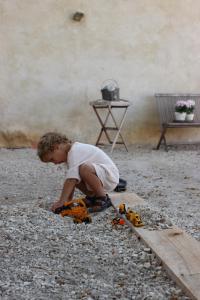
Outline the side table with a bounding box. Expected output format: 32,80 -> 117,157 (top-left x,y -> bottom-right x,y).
89,99 -> 130,153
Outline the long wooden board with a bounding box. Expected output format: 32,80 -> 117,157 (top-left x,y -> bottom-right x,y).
110,192 -> 200,300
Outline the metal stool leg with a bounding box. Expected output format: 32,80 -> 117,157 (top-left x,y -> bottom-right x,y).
93,107 -> 112,145
109,107 -> 129,153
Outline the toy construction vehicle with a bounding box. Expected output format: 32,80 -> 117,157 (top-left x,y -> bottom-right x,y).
125,208 -> 144,227
118,203 -> 126,214
54,198 -> 92,224
111,217 -> 125,226
118,203 -> 144,227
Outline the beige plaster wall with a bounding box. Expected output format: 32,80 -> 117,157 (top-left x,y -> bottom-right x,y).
1,0 -> 200,147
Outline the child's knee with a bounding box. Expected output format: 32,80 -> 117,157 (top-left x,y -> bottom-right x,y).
79,163 -> 96,178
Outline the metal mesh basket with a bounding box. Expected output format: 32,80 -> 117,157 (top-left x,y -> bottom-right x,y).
101,79 -> 120,101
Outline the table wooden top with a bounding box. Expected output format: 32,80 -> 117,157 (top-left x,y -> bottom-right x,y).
89,99 -> 130,107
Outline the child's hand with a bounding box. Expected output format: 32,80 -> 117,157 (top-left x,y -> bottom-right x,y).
51,200 -> 64,212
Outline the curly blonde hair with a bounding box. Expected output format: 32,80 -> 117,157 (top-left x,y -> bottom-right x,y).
37,132 -> 71,160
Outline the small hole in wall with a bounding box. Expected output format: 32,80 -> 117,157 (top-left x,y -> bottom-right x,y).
72,12 -> 84,22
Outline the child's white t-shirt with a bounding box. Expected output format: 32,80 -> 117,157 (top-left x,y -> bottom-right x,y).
66,142 -> 119,192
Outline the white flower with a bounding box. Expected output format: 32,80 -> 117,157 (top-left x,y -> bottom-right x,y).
186,99 -> 195,108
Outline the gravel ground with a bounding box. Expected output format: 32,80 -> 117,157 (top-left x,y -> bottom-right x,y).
1,145 -> 199,300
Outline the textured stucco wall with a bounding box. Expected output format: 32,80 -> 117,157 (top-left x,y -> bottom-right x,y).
1,0 -> 200,147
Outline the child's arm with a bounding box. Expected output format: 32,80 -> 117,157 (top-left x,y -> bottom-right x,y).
51,178 -> 78,212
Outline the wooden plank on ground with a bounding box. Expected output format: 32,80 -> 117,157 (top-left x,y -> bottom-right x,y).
110,192 -> 200,300
111,192 -> 145,207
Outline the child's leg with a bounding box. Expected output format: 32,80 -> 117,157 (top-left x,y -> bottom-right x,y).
76,163 -> 111,212
76,181 -> 94,197
78,163 -> 106,197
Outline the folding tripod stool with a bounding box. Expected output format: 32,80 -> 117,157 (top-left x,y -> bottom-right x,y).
90,99 -> 130,153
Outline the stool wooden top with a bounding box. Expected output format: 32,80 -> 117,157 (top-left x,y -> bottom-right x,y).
89,99 -> 130,107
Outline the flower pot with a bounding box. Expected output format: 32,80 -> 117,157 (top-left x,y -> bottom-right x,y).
174,112 -> 186,121
186,113 -> 194,121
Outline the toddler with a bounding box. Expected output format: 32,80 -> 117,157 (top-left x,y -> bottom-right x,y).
37,132 -> 119,213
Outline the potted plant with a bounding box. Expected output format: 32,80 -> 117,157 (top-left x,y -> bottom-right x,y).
175,100 -> 187,121
186,99 -> 195,121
